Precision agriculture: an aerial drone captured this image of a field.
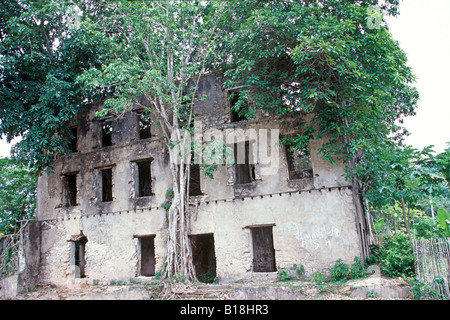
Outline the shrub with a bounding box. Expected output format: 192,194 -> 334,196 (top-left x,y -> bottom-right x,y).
350,256 -> 366,279
293,264 -> 305,278
409,278 -> 440,300
379,232 -> 415,277
330,259 -> 350,282
312,271 -> 326,284
365,233 -> 415,278
277,268 -> 292,282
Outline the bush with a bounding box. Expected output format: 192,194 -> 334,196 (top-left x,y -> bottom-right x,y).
350,256 -> 366,279
409,277 -> 441,300
293,264 -> 305,278
365,232 -> 415,278
276,268 -> 292,282
330,259 -> 350,282
312,271 -> 326,284
379,233 -> 415,277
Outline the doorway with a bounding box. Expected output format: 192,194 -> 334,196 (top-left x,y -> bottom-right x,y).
190,233 -> 217,283
251,226 -> 276,272
139,235 -> 156,276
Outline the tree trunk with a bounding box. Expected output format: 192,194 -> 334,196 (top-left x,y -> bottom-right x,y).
162,130 -> 196,283
400,197 -> 411,239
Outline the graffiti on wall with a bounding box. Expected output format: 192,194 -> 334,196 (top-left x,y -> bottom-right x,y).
286,222 -> 342,250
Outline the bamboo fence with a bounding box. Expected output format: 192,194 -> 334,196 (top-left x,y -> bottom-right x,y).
0,233 -> 20,280
0,221 -> 31,281
412,238 -> 450,299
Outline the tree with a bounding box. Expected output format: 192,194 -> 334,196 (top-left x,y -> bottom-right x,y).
361,143 -> 450,238
0,158 -> 36,235
217,0 -> 417,165
78,0 -> 226,283
423,143 -> 450,189
215,0 -> 418,243
0,0 -> 112,172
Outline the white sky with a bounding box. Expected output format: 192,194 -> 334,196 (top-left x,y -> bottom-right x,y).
0,1 -> 449,158
385,0 -> 450,154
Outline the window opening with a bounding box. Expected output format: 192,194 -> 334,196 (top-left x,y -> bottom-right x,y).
189,162 -> 202,196
138,111 -> 152,140
251,226 -> 276,272
101,168 -> 113,202
229,91 -> 247,123
190,234 -> 217,283
136,160 -> 153,197
139,236 -> 156,276
101,119 -> 113,147
68,126 -> 78,153
71,233 -> 87,279
62,173 -> 77,207
285,143 -> 313,180
233,141 -> 255,184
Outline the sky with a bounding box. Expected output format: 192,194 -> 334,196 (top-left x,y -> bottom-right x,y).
0,0 -> 449,158
384,0 -> 450,154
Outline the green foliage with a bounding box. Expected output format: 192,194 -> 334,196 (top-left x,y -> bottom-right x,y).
162,188 -> 174,219
197,272 -> 217,284
293,264 -> 305,278
276,264 -> 305,282
436,209 -> 450,237
409,278 -> 440,300
0,158 -> 36,234
0,0 -> 113,172
413,215 -> 446,239
330,259 -> 350,282
350,256 -> 366,279
311,271 -> 326,285
364,143 -> 450,237
276,269 -> 292,282
199,139 -> 231,179
369,233 -> 415,278
154,270 -> 162,280
366,289 -> 379,298
218,0 -> 418,171
197,260 -> 217,284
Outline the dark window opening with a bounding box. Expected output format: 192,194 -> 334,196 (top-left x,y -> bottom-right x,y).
229,91 -> 247,123
233,141 -> 255,184
73,236 -> 87,278
190,234 -> 217,283
68,126 -> 78,153
101,168 -> 113,202
136,160 -> 153,197
62,173 -> 77,207
101,119 -> 113,147
189,162 -> 202,197
139,236 -> 156,276
251,226 -> 276,272
138,111 -> 152,140
285,143 -> 313,180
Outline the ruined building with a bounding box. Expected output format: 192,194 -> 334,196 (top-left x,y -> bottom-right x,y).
31,75 -> 369,286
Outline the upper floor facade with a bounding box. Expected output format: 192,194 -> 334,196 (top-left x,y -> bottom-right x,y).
36,74 -> 349,222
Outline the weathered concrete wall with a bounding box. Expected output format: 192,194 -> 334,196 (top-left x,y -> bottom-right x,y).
0,221 -> 41,298
18,221 -> 41,290
39,209 -> 167,284
191,186 -> 360,282
35,75 -> 364,286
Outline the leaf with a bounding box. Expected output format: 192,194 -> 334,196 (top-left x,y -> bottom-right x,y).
436,209 -> 450,237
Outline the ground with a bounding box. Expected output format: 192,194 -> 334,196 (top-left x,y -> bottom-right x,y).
13,276 -> 411,300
